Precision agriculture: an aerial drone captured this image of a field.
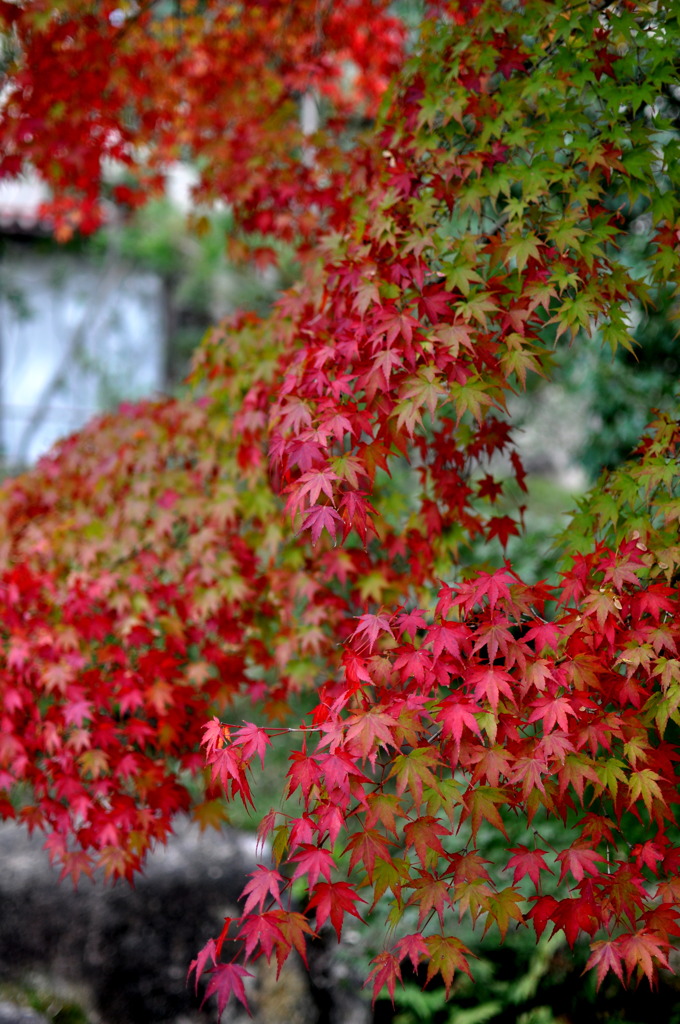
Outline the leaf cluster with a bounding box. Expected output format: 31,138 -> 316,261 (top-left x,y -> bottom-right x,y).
0,0 -> 679,1015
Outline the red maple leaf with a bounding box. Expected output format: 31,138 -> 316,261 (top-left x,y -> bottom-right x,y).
506,846 -> 552,888
403,816 -> 449,867
301,503 -> 343,544
486,514 -> 520,547
394,933 -> 430,970
237,912 -> 285,960
584,938 -> 625,988
366,951 -> 402,1004
551,897 -> 601,947
348,611 -> 395,652
233,722 -> 272,768
555,846 -> 607,885
436,698 -> 482,748
621,930 -> 670,984
201,962 -> 253,1019
290,843 -> 335,889
467,666 -> 516,712
240,865 -> 285,914
306,880 -> 366,940
188,938 -> 217,993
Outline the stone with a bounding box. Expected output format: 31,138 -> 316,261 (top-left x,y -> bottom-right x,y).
0,1003 -> 50,1024
0,819 -> 323,1024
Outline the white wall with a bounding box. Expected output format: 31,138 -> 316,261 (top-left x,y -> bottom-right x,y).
0,244 -> 166,467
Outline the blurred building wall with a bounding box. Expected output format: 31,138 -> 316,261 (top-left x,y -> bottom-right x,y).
0,177 -> 167,469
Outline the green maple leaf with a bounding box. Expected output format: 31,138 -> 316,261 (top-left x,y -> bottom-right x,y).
424,935 -> 473,996
442,260 -> 483,296
483,886 -> 525,940
463,786 -> 510,840
392,367 -> 445,434
370,856 -> 410,906
595,758 -> 628,799
389,747 -> 443,806
627,768 -> 664,815
500,338 -> 545,388
504,231 -> 543,274
457,292 -> 499,326
449,377 -> 500,424
453,878 -> 493,925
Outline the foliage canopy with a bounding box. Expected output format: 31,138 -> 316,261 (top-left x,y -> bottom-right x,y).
0,0 -> 679,1012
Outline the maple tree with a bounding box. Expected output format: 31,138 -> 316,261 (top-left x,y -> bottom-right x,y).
1,0 -> 680,1015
